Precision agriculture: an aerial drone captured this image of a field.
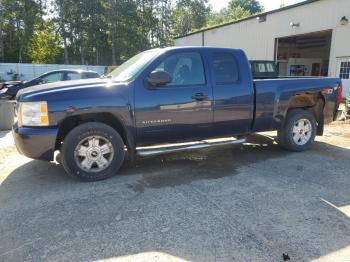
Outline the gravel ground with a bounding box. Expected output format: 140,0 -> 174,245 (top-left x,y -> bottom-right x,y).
1,121 -> 350,262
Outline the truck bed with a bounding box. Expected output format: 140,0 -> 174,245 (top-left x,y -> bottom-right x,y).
253,77 -> 341,132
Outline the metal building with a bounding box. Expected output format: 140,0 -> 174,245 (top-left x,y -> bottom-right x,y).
175,0 -> 350,95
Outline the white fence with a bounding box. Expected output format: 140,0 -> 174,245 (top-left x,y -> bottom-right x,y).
0,63 -> 106,81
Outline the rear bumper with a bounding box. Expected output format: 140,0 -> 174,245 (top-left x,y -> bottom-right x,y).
12,123 -> 58,161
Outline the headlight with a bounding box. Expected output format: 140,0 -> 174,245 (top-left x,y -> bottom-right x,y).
18,101 -> 49,127
0,88 -> 8,94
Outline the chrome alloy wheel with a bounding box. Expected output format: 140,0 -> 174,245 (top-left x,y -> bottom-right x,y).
292,118 -> 312,146
74,136 -> 114,172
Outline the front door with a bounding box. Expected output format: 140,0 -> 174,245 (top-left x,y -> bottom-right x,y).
134,51 -> 213,146
337,58 -> 350,97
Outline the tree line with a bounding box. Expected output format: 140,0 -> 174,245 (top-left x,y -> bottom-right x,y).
0,0 -> 263,65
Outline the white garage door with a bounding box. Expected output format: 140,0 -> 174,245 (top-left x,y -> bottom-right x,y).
337,58 -> 350,97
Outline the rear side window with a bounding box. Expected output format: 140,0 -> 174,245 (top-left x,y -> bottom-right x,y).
155,52 -> 206,86
83,72 -> 100,79
66,72 -> 81,80
213,53 -> 239,84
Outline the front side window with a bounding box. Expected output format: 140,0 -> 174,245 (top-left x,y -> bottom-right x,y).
213,53 -> 239,84
41,73 -> 63,84
155,52 -> 206,86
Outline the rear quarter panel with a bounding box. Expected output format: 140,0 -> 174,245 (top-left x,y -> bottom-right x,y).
254,77 -> 340,132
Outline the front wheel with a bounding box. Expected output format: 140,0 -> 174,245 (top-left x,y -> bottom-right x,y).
277,109 -> 317,152
61,122 -> 125,181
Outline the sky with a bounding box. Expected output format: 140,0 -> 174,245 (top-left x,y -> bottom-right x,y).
209,0 -> 305,12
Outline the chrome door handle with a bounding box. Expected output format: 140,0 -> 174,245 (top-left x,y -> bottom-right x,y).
191,93 -> 208,101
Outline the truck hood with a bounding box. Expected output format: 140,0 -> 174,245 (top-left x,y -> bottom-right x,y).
16,78 -> 110,99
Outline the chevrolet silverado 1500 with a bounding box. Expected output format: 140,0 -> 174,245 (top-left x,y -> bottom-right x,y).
13,47 -> 342,181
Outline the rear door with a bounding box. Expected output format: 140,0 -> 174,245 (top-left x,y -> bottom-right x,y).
134,50 -> 213,146
210,51 -> 254,136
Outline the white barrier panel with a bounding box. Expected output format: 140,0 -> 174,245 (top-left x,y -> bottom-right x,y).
0,63 -> 106,81
0,101 -> 15,130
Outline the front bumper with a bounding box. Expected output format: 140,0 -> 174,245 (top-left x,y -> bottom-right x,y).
12,123 -> 58,161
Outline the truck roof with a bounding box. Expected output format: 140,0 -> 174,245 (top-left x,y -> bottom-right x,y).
43,69 -> 98,74
158,46 -> 244,52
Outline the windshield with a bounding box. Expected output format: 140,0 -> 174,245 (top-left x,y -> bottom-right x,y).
108,49 -> 161,82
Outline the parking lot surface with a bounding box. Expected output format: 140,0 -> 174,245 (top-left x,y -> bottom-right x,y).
1,121 -> 350,262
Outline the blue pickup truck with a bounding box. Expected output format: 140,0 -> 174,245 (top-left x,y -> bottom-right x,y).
13,47 -> 342,181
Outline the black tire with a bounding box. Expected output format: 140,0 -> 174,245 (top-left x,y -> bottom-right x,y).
61,122 -> 125,181
277,109 -> 317,152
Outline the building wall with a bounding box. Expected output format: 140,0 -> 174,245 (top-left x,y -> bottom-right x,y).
175,0 -> 350,78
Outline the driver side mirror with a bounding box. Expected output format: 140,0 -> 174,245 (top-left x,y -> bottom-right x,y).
147,71 -> 172,87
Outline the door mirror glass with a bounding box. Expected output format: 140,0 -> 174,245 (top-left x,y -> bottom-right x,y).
147,70 -> 172,86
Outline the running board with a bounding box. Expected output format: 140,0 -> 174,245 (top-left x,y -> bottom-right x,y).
136,137 -> 246,157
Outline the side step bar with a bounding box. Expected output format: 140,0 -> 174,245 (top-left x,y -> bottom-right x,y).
136,137 -> 246,157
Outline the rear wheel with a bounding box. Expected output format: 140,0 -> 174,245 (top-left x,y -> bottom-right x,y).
277,109 -> 316,152
61,122 -> 125,181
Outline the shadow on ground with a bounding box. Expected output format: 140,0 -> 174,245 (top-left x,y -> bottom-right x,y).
122,134 -> 290,193
0,130 -> 10,139
1,133 -> 350,262
3,134 -> 289,190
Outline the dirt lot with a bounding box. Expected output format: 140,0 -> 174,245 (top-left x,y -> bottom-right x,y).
1,121 -> 350,262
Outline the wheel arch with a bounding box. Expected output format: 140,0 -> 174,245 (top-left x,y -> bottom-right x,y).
284,92 -> 325,136
55,113 -> 135,153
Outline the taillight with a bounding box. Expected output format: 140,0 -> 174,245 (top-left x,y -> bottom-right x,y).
337,83 -> 343,105
322,87 -> 333,95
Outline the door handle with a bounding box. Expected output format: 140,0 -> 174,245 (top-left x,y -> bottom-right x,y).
191,93 -> 208,101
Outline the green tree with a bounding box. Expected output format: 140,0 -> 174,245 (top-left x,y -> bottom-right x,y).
27,21 -> 62,63
228,0 -> 263,14
2,0 -> 238,65
207,5 -> 251,26
1,0 -> 44,63
172,0 -> 211,36
207,0 -> 263,28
